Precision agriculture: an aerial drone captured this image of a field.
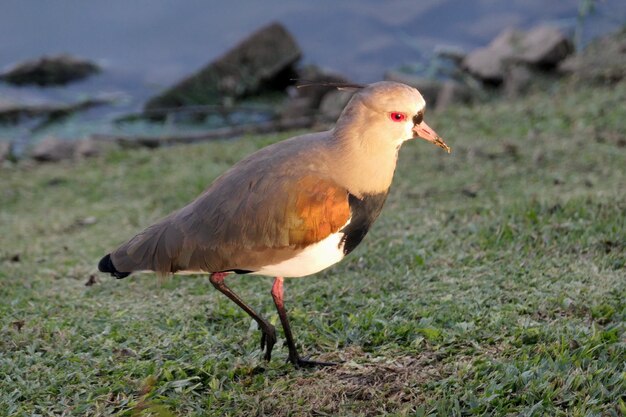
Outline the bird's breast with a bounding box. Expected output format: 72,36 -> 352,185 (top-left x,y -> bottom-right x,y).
252,191 -> 388,278
339,192 -> 389,255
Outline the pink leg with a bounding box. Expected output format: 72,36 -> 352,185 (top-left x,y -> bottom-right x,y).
210,272 -> 277,361
271,277 -> 336,367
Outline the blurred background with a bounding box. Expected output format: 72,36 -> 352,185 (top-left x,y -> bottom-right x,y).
0,0 -> 624,159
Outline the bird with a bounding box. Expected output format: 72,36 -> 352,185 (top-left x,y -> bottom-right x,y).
98,81 -> 450,367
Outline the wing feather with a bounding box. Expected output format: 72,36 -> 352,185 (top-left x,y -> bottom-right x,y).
111,173 -> 350,274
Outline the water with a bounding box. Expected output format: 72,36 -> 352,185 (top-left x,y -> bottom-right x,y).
0,0 -> 624,142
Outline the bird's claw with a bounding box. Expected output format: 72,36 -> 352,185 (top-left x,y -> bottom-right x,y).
259,324 -> 277,361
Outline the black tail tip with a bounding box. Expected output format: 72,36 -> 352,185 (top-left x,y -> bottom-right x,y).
98,254 -> 130,279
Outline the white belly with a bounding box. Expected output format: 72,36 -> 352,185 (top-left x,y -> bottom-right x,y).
254,230 -> 347,278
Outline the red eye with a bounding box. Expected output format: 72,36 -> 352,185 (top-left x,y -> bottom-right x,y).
389,112 -> 406,122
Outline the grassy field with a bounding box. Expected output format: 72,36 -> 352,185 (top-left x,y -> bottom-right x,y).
1,80 -> 625,417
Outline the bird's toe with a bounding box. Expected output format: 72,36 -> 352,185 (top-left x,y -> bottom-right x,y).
288,353 -> 337,368
260,324 -> 277,361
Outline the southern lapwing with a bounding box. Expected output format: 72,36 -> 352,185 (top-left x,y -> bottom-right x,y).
98,81 -> 450,367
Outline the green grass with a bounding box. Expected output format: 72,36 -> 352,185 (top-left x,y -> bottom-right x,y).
1,80 -> 625,416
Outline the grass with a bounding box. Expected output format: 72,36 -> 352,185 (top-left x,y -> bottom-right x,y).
1,79 -> 625,416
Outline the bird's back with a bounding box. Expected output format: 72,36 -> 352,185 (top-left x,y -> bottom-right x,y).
104,131 -> 366,276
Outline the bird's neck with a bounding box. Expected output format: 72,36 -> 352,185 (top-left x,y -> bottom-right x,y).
328,126 -> 399,198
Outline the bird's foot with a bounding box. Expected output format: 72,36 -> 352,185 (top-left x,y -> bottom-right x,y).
259,324 -> 277,361
287,353 -> 337,368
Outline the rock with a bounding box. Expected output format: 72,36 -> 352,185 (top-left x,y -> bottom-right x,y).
462,26 -> 572,84
75,138 -> 103,158
503,63 -> 533,98
280,65 -> 352,120
516,26 -> 573,67
28,137 -> 108,162
384,70 -> 443,105
319,90 -> 355,121
384,71 -> 474,111
30,137 -> 76,162
462,28 -> 523,83
279,96 -> 315,119
144,22 -> 302,111
0,96 -> 115,124
463,47 -> 504,82
0,141 -> 13,162
559,27 -> 626,83
0,54 -> 100,86
0,98 -> 47,124
558,55 -> 580,74
434,45 -> 467,65
434,81 -> 473,112
293,65 -> 351,108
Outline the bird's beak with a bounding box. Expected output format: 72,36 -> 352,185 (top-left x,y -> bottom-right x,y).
412,121 -> 451,153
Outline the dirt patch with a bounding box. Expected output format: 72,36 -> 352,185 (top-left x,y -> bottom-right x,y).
251,347 -> 446,417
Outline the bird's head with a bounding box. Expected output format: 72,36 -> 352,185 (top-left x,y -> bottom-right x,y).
336,81 -> 451,153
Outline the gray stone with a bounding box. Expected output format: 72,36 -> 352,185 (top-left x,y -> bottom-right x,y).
0,96 -> 115,124
0,141 -> 12,162
503,63 -> 533,98
559,28 -> 626,83
293,65 -> 351,108
434,45 -> 467,65
280,65 -> 352,120
462,28 -> 523,83
516,25 -> 573,67
0,98 -> 49,124
384,70 -> 444,105
75,138 -> 103,158
558,55 -> 580,75
434,81 -> 473,112
279,96 -> 315,120
319,90 -> 354,121
30,137 -> 76,162
0,54 -> 100,86
462,26 -> 573,83
145,22 -> 302,111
